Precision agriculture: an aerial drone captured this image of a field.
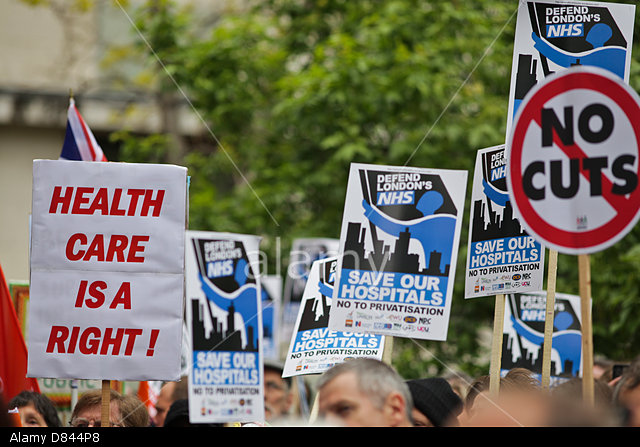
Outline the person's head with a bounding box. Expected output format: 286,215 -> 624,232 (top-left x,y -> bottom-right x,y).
316,358 -> 413,427
593,356 -> 614,382
503,368 -> 539,389
263,360 -> 293,422
463,374 -> 490,417
613,357 -> 640,427
8,391 -> 61,427
70,389 -> 124,428
162,399 -> 224,427
551,377 -> 613,410
153,376 -> 188,427
163,399 -> 191,427
120,394 -> 150,427
442,371 -> 472,400
406,377 -> 463,427
549,377 -> 620,426
463,369 -> 539,419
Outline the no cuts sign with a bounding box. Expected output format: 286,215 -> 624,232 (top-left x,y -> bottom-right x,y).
507,66 -> 640,254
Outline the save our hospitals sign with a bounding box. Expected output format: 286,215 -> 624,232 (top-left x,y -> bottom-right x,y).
464,145 -> 545,298
501,292 -> 585,385
329,163 -> 467,341
185,231 -> 264,424
27,160 -> 188,381
282,257 -> 384,378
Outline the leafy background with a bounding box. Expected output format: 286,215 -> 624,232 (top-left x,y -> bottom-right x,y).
109,0 -> 640,379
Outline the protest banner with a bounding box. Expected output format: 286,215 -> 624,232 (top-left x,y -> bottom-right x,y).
27,160 -> 187,384
465,144 -> 545,298
185,230 -> 264,424
502,292 -> 585,387
281,238 -> 339,356
506,0 -> 635,136
506,0 -> 636,400
329,163 -> 467,341
507,66 -> 640,403
282,257 -> 384,378
507,67 -> 640,255
465,144 -> 546,394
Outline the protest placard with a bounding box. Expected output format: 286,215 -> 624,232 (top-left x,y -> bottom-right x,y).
465,145 -> 545,298
504,0 -> 636,404
507,67 -> 640,254
329,163 -> 467,341
506,0 -> 635,136
185,230 -> 264,424
507,66 -> 640,400
502,292 -> 584,386
27,160 -> 187,381
281,238 -> 339,356
282,257 -> 384,377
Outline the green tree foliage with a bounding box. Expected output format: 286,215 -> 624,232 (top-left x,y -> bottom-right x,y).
119,0 -> 640,378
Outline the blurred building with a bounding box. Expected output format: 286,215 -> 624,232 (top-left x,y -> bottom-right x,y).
0,0 -> 224,282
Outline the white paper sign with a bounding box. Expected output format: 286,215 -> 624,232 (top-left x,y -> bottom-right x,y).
502,292 -> 584,385
27,160 -> 187,381
185,231 -> 264,424
329,163 -> 467,341
464,145 -> 545,298
282,257 -> 384,378
281,238 -> 339,354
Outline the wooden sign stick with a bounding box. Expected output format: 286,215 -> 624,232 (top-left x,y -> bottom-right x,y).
308,394 -> 319,425
101,380 -> 111,427
541,249 -> 558,389
578,254 -> 594,406
382,336 -> 394,365
489,294 -> 505,398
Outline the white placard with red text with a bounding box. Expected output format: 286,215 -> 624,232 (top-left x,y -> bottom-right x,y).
27,160 -> 188,381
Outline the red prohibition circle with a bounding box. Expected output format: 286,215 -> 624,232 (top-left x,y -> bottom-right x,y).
508,69 -> 640,252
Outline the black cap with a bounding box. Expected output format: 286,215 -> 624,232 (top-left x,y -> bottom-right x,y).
406,378 -> 463,427
163,399 -> 190,427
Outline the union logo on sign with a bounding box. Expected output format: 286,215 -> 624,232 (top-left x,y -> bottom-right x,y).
507,67 -> 640,254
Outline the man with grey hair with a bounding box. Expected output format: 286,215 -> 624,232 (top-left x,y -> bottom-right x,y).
315,358 -> 413,427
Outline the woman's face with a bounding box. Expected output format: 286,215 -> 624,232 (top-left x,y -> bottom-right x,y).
19,403 -> 48,427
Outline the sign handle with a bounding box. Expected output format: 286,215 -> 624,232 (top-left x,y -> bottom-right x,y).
382,336 -> 394,365
101,380 -> 111,427
578,254 -> 594,406
489,294 -> 505,397
541,249 -> 558,389
308,393 -> 319,425
70,379 -> 79,413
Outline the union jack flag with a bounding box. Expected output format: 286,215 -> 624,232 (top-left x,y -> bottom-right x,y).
59,98 -> 107,162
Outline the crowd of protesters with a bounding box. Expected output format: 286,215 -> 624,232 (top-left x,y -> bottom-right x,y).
3,353 -> 639,428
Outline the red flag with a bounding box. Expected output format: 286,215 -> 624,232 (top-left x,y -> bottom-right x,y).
137,381 -> 158,419
0,262 -> 39,402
